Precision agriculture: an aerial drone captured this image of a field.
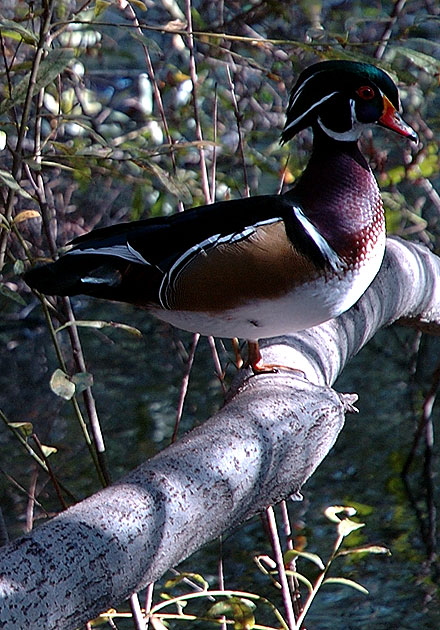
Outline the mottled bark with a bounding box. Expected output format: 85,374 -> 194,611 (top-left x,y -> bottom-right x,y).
0,237 -> 439,630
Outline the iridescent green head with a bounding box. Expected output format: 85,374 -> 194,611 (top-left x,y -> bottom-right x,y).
282,60 -> 417,143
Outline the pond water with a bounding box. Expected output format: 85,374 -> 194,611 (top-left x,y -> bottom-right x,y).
1,299 -> 439,629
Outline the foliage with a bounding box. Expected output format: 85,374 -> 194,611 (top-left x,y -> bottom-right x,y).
0,0 -> 439,628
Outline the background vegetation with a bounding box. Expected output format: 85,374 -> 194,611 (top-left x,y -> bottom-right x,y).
0,0 -> 439,628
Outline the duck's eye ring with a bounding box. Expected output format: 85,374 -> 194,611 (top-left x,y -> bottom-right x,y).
356,86 -> 375,100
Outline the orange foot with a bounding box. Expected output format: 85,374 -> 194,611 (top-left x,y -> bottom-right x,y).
246,340 -> 306,377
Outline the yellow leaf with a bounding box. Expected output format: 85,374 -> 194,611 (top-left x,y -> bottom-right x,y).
13,210 -> 41,224
40,444 -> 58,457
324,505 -> 357,523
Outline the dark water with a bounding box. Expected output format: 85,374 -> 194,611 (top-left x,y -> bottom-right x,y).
1,299 -> 439,629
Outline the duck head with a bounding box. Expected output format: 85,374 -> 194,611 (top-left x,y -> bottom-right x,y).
281,60 -> 418,144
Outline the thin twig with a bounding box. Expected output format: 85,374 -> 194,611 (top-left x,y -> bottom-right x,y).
32,433 -> 69,511
265,506 -> 297,629
184,0 -> 212,203
217,538 -> 227,630
225,66 -> 250,197
402,358 -> 440,477
402,356 -> 440,565
119,1 -> 184,211
208,336 -> 227,394
129,592 -> 147,630
25,467 -> 38,533
143,583 -> 154,630
0,0 -> 55,269
374,0 -> 408,60
39,297 -> 108,487
280,501 -> 303,620
172,333 -> 200,443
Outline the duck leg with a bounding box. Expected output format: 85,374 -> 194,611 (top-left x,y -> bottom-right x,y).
246,340 -> 306,377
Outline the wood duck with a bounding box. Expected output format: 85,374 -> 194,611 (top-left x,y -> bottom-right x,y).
24,60 -> 417,372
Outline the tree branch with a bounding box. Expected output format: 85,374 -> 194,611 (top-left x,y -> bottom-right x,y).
0,237 -> 439,629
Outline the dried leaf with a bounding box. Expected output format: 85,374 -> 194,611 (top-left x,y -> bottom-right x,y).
162,19 -> 187,32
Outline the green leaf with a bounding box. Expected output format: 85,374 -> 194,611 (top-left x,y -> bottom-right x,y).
0,49 -> 74,115
0,169 -> 33,199
323,577 -> 369,595
0,19 -> 39,44
146,162 -> 193,205
338,545 -> 391,557
164,572 -> 209,591
55,319 -> 142,337
284,549 -> 325,570
50,369 -> 75,400
14,259 -> 25,275
71,372 -> 94,393
208,597 -> 256,630
395,47 -> 440,74
0,282 -> 26,305
8,421 -> 33,438
283,571 -> 313,593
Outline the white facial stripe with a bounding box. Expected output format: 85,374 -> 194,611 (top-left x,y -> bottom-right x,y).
288,70 -> 326,109
284,91 -> 338,134
159,217 -> 282,309
316,96 -> 359,141
317,117 -> 365,141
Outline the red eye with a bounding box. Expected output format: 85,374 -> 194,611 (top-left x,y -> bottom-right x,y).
356,85 -> 375,100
